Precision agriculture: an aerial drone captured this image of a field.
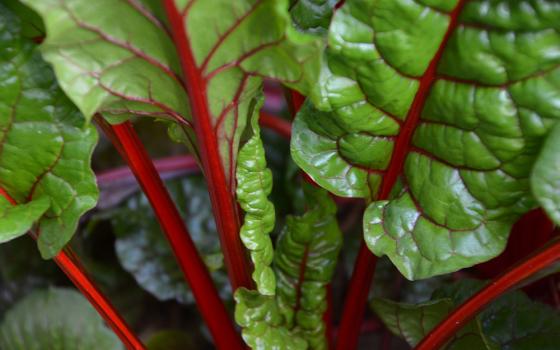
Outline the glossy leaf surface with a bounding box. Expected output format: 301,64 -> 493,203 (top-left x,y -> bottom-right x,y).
292,0 -> 560,279
290,0 -> 337,34
112,176 -> 229,304
274,183 -> 342,349
371,298 -> 495,349
0,4 -> 98,257
0,288 -> 123,349
531,123 -> 560,225
236,98 -> 276,295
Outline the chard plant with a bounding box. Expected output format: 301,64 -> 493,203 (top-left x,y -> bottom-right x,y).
0,0 -> 559,349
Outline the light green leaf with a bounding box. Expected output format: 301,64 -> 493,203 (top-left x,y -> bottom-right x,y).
234,288 -> 307,350
531,123 -> 560,225
274,183 -> 342,349
236,96 -> 276,295
371,297 -> 496,349
112,176 -> 230,305
292,0 -> 560,279
0,288 -> 123,350
0,3 -> 98,258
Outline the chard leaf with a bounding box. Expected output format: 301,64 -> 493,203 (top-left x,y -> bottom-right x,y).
290,0 -> 337,35
274,183 -> 342,349
234,184 -> 342,349
165,0 -> 322,186
0,288 -> 123,350
18,0 -> 190,126
433,279 -> 560,350
236,96 -> 276,295
112,176 -> 230,305
531,123 -> 560,225
292,0 -> 560,279
371,297 -> 496,349
0,4 -> 98,258
234,288 -> 307,350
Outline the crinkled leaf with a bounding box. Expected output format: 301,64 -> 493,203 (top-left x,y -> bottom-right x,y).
292,0 -> 560,279
290,0 -> 337,35
274,183 -> 342,349
531,123 -> 560,225
112,176 -> 229,305
165,0 -> 323,186
234,288 -> 307,350
371,297 -> 496,349
0,288 -> 123,349
236,96 -> 276,295
0,4 -> 98,258
434,279 -> 560,350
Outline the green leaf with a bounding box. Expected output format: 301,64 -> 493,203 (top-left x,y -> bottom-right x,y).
18,0 -> 190,124
531,123 -> 560,225
0,4 -> 98,258
112,176 -> 230,305
371,297 -> 496,349
292,0 -> 560,279
236,96 -> 276,295
0,287 -> 123,350
274,183 -> 342,349
146,330 -> 195,350
234,288 -> 307,350
433,279 -> 560,350
290,0 -> 337,35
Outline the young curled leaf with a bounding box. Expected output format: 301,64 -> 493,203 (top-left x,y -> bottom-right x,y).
237,99 -> 276,295
274,183 -> 342,349
0,4 -> 98,258
234,288 -> 307,350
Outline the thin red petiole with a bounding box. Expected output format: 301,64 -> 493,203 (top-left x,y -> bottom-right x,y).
259,112 -> 292,138
416,236 -> 560,350
0,187 -> 146,350
97,120 -> 244,350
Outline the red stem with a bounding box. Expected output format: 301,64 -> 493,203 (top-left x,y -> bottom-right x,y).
335,246 -> 377,350
97,120 -> 244,350
260,112 -> 292,138
336,2 -> 467,348
0,187 -> 145,350
163,0 -> 253,290
96,155 -> 199,186
416,237 -> 560,350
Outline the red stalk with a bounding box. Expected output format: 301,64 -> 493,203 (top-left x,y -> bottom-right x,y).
259,112 -> 292,138
96,155 -> 199,186
163,0 -> 253,291
0,187 -> 145,350
97,120 -> 244,350
416,237 -> 560,350
336,2 -> 467,348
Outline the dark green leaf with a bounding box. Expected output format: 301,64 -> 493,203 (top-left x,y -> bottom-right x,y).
434,279 -> 560,350
112,176 -> 229,305
0,3 -> 98,257
0,288 -> 123,349
531,123 -> 560,225
371,297 -> 496,349
290,0 -> 337,35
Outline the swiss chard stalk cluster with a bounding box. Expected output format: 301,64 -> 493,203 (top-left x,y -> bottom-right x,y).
0,0 -> 559,349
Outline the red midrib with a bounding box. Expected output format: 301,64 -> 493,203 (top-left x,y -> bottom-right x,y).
377,0 -> 467,200
293,245 -> 310,314
163,0 -> 253,291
